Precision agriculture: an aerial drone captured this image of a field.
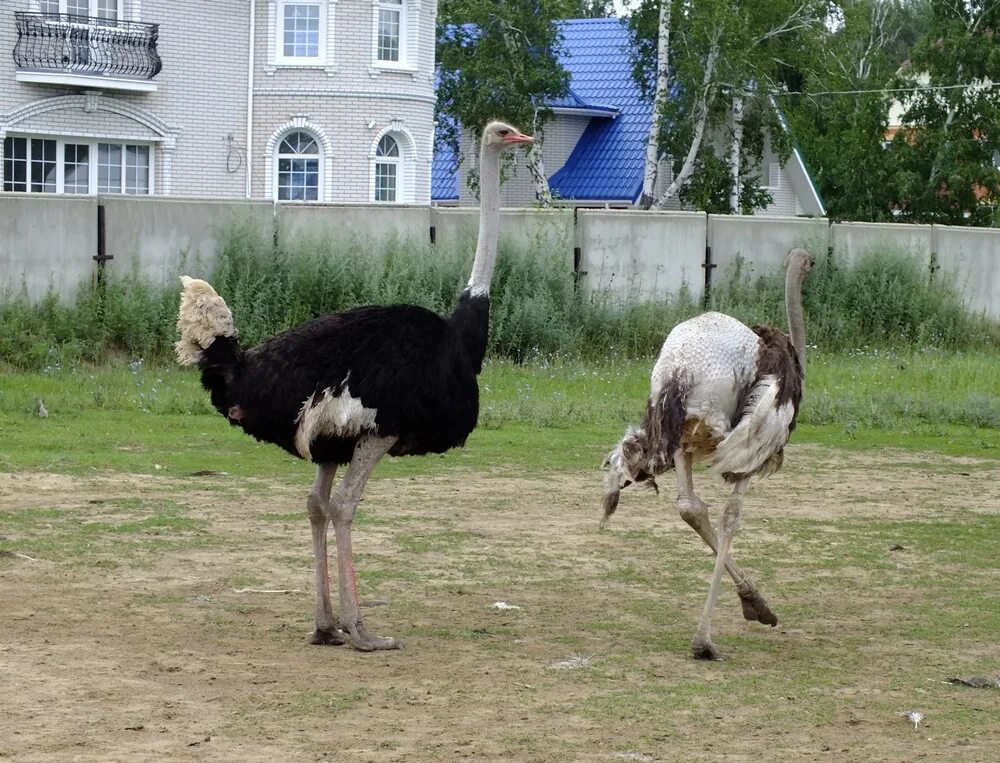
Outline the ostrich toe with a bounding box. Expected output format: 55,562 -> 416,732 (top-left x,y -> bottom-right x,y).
310,626 -> 349,646
342,619 -> 401,652
691,639 -> 725,661
739,590 -> 779,627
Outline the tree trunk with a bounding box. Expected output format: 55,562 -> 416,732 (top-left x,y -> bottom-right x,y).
639,0 -> 672,210
528,112 -> 552,206
729,94 -> 744,214
652,38 -> 720,209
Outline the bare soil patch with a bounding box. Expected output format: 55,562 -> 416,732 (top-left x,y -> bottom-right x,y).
1,446 -> 998,761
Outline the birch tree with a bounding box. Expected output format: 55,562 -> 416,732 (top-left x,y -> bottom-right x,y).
436,0 -> 571,202
630,0 -> 828,213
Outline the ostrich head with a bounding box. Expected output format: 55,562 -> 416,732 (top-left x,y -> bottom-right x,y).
600,427 -> 659,529
784,248 -> 815,282
480,120 -> 534,151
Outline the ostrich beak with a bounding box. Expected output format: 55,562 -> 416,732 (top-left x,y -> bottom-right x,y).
502,132 -> 534,144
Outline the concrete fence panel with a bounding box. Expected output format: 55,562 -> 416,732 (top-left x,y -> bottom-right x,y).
933,225 -> 1000,318
432,207 -> 575,270
277,204 -> 432,248
708,215 -> 829,282
577,210 -> 706,302
831,221 -> 934,265
0,193 -> 97,302
102,196 -> 273,284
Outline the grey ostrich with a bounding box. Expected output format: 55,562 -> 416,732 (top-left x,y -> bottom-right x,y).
601,248 -> 814,660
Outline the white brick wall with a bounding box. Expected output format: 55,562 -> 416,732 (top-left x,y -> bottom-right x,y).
0,0 -> 437,202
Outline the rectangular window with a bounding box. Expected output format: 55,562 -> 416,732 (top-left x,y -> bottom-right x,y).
2,136 -> 149,194
3,137 -> 28,192
377,3 -> 401,62
38,1 -> 120,18
30,139 -> 58,193
374,162 -> 397,202
98,143 -> 122,192
277,157 -> 319,201
96,0 -> 120,21
63,143 -> 90,193
282,3 -> 320,59
124,145 -> 149,194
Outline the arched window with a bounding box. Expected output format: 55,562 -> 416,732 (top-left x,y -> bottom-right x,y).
276,131 -> 320,201
373,134 -> 399,202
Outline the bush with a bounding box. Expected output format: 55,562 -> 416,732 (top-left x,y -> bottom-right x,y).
1,222 -> 997,371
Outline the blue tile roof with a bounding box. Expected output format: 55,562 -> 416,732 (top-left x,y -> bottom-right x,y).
432,17 -> 650,203
548,18 -> 648,202
431,114 -> 459,201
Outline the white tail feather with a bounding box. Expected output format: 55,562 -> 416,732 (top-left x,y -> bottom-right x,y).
711,375 -> 794,478
175,275 -> 236,366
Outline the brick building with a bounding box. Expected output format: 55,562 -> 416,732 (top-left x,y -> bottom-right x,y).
0,1 -> 437,203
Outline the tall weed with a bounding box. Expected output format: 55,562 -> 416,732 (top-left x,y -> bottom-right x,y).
2,221 -> 997,370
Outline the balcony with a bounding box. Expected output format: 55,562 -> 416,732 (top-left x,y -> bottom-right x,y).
13,12 -> 161,93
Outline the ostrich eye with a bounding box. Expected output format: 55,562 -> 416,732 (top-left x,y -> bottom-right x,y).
498,129 -> 510,136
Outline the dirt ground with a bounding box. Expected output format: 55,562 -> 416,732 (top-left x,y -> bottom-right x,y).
1,446 -> 998,762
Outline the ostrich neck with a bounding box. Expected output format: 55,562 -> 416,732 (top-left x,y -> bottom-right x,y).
466,143 -> 501,296
785,265 -> 807,369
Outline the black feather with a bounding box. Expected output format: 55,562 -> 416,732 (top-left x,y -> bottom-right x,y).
750,325 -> 804,432
196,288 -> 491,464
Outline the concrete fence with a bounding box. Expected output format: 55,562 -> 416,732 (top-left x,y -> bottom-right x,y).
1,194 -> 998,319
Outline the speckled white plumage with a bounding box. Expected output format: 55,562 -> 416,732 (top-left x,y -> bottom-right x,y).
650,312 -> 761,443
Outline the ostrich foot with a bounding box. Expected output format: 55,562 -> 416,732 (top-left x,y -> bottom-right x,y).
739,590 -> 779,627
309,626 -> 348,646
342,619 -> 401,652
691,637 -> 725,661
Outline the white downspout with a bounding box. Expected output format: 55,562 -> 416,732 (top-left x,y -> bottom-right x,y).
245,0 -> 256,198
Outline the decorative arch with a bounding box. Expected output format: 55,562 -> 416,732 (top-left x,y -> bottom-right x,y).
0,92 -> 181,192
265,116 -> 334,202
368,121 -> 417,203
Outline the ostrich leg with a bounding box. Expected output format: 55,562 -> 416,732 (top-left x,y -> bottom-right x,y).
674,452 -> 777,627
308,463 -> 346,645
329,434 -> 400,651
691,476 -> 749,660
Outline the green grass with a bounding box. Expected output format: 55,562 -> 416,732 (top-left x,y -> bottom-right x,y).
0,351 -> 997,479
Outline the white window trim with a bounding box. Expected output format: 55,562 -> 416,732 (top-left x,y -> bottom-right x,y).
369,0 -> 420,76
264,117 -> 334,202
266,0 -> 338,77
34,0 -> 122,20
2,133 -> 155,195
368,123 -> 416,203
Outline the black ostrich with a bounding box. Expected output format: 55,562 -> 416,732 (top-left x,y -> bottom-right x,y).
176,121 -> 533,651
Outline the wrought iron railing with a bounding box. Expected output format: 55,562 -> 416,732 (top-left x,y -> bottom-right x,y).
13,12 -> 161,80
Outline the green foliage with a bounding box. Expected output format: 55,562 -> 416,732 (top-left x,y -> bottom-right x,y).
436,0 -> 572,192
629,0 -> 820,211
710,246 -> 1000,350
888,1 -> 1000,225
788,0 -> 999,225
2,223 -> 998,371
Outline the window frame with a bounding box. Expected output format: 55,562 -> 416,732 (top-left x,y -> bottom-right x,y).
370,0 -> 417,73
268,0 -> 338,73
2,134 -> 154,195
273,130 -> 322,202
36,0 -> 121,20
372,134 -> 400,203
275,1 -> 326,65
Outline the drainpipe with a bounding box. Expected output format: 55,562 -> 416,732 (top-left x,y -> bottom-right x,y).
245,0 -> 256,198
